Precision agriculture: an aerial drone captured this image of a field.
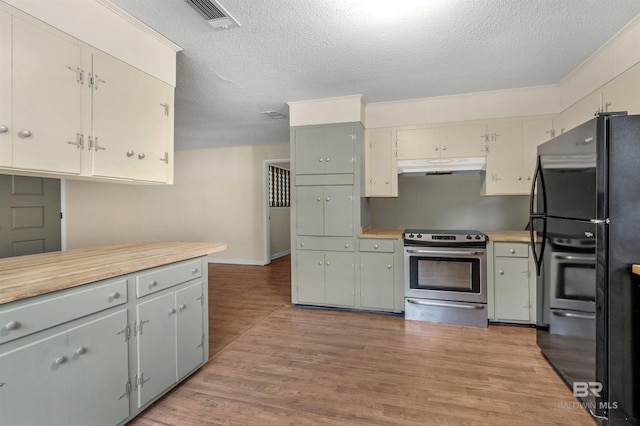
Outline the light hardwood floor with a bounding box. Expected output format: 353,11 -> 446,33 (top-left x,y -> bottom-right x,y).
130,256 -> 593,425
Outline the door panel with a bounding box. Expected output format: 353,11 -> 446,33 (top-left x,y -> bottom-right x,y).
296,250 -> 325,304
486,121 -> 523,194
0,11 -> 11,167
67,309 -> 130,426
323,125 -> 355,174
494,258 -> 530,321
294,127 -> 325,175
136,292 -> 177,408
323,185 -> 353,236
325,251 -> 355,307
12,17 -> 82,174
296,186 -> 324,236
0,175 -> 61,258
396,128 -> 439,159
439,123 -> 486,158
176,281 -> 204,380
360,253 -> 395,310
368,130 -> 395,196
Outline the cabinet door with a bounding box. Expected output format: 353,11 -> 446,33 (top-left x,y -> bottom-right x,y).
0,11 -> 11,167
325,251 -> 355,307
12,16 -> 83,174
602,65 -> 640,115
296,250 -> 325,304
296,186 -> 324,236
439,123 -> 487,158
522,118 -> 553,183
92,51 -> 139,180
485,121 -> 523,194
294,127 -> 326,175
67,309 -> 130,426
130,75 -> 170,183
323,185 -> 353,237
360,253 -> 395,310
396,128 -> 439,159
0,331 -> 69,425
368,130 -> 397,197
322,125 -> 355,174
494,258 -> 530,321
176,281 -> 204,380
136,292 -> 177,408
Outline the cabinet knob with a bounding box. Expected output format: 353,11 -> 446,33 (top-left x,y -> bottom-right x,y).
526,176 -> 531,181
300,242 -> 305,247
387,264 -> 392,269
318,158 -> 323,162
108,292 -> 120,301
326,197 -> 330,202
434,146 -> 439,151
54,356 -> 67,365
178,304 -> 186,312
499,270 -> 505,275
74,346 -> 87,356
517,176 -> 522,181
148,280 -> 158,289
17,129 -> 32,138
126,150 -> 134,157
3,320 -> 19,331
385,180 -> 389,184
442,146 -> 447,151
318,261 -> 323,266
168,308 -> 177,316
374,244 -> 379,249
138,153 -> 146,160
0,125 -> 8,134
344,243 -> 349,248
192,268 -> 199,274
317,197 -> 321,202
326,158 -> 330,162
325,261 -> 330,266
510,249 -> 516,254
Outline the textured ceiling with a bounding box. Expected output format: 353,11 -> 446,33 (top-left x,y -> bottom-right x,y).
110,0 -> 640,150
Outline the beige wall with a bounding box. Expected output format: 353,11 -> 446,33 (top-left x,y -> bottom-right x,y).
65,143 -> 289,264
269,207 -> 290,259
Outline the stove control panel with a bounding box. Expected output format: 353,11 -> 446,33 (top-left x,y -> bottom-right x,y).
403,230 -> 488,244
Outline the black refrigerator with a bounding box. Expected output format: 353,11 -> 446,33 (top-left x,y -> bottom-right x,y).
530,113 -> 640,425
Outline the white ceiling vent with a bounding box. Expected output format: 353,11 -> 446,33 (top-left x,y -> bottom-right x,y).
185,0 -> 240,30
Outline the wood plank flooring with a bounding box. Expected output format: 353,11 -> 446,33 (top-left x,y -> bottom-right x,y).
130,256 -> 593,425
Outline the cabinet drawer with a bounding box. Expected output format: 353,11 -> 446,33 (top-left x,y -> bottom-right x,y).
0,278 -> 127,344
136,259 -> 202,298
494,242 -> 529,258
359,239 -> 395,253
296,238 -> 355,252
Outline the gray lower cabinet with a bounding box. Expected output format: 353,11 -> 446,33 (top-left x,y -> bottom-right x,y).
489,242 -> 536,323
0,309 -> 130,426
359,252 -> 394,310
0,256 -> 208,426
297,250 -> 355,307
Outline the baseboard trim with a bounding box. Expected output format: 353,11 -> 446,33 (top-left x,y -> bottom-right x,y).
270,249 -> 291,261
207,257 -> 265,266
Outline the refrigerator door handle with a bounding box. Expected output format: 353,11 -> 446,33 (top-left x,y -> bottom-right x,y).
530,217 -> 546,277
529,155 -> 547,276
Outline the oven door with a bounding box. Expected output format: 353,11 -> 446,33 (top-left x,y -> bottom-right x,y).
404,246 -> 487,303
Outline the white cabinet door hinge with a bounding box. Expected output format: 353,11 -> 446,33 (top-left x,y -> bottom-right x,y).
196,294 -> 204,306
136,372 -> 150,388
136,319 -> 149,335
197,334 -> 204,349
160,103 -> 170,116
159,151 -> 169,164
117,379 -> 132,400
116,323 -> 131,341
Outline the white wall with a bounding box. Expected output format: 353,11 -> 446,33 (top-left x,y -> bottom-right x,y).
65,143 -> 289,264
269,207 -> 290,259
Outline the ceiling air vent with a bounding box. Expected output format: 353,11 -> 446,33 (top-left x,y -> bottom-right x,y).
185,0 -> 240,30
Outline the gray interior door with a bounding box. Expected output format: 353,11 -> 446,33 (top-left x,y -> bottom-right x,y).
0,175 -> 61,258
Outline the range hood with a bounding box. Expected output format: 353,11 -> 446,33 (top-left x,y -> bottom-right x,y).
397,157 -> 486,175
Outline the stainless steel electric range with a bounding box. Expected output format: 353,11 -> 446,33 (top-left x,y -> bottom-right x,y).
403,229 -> 488,327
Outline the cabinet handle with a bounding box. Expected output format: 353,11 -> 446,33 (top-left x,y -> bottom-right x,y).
192,268 -> 199,274
3,320 -> 19,331
499,270 -> 504,275
74,346 -> 87,356
434,146 -> 439,151
138,153 -> 146,160
0,125 -> 8,134
300,242 -> 305,247
168,308 -> 177,316
326,261 -> 330,266
442,146 -> 447,151
108,292 -> 120,301
517,176 -> 522,181
510,249 -> 516,254
148,280 -> 158,289
344,243 -> 349,248
374,244 -> 379,249
326,158 -> 330,162
126,150 -> 134,157
326,197 -> 331,202
318,158 -> 323,162
17,129 -> 32,138
178,304 -> 186,312
387,264 -> 392,269
54,356 -> 67,365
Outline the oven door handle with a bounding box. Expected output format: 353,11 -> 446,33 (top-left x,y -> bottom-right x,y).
405,249 -> 484,256
406,299 -> 485,310
552,311 -> 596,320
553,254 -> 596,263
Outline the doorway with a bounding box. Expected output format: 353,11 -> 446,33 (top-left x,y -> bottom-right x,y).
0,175 -> 62,257
263,159 -> 290,265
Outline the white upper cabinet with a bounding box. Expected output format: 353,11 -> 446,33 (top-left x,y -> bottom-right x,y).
396,128 -> 440,159
9,15 -> 84,174
0,10 -> 11,167
366,129 -> 397,197
438,123 -> 488,158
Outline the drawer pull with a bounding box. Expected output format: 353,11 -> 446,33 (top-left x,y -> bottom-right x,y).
178,304 -> 186,312
387,264 -> 392,269
344,243 -> 349,248
108,292 -> 120,301
192,268 -> 199,274
168,308 -> 177,316
499,270 -> 504,275
510,249 -> 516,254
300,242 -> 305,247
3,321 -> 19,331
74,346 -> 87,357
148,280 -> 158,289
54,356 -> 67,365
318,261 -> 323,266
374,244 -> 379,249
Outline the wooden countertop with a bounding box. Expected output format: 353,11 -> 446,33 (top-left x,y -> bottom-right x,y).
0,241 -> 228,305
633,265 -> 640,276
483,231 -> 531,243
358,226 -> 403,239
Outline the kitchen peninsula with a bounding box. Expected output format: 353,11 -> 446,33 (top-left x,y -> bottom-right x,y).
0,241 -> 227,426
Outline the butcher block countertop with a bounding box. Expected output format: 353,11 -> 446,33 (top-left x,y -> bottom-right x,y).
483,231 -> 531,243
633,265 -> 640,276
0,241 -> 228,305
359,226 -> 404,239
